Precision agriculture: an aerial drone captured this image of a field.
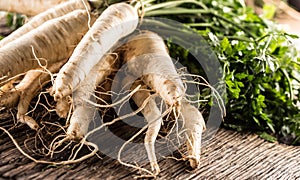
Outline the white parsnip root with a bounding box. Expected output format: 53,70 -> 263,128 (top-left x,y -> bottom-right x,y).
122,30 -> 186,108
0,79 -> 17,93
0,9 -> 96,84
67,54 -> 119,139
4,61 -> 66,129
0,90 -> 20,109
0,0 -> 91,47
55,96 -> 71,119
120,31 -> 206,172
52,2 -> 139,101
180,101 -> 206,169
0,0 -> 68,16
0,78 -> 21,108
123,76 -> 162,175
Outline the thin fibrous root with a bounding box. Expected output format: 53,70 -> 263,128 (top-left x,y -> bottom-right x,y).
52,2 -> 139,101
117,125 -> 156,178
121,30 -> 185,109
181,73 -> 226,117
0,126 -> 98,165
14,61 -> 66,130
0,9 -> 96,84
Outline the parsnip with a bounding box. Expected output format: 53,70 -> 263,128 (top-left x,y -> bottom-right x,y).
180,101 -> 206,169
126,77 -> 162,175
122,30 -> 185,108
0,60 -> 66,129
15,70 -> 47,130
17,61 -> 67,129
0,79 -> 16,92
52,2 -> 139,101
0,90 -> 19,108
0,79 -> 20,107
0,0 -> 91,48
67,54 -> 119,139
0,0 -> 69,16
0,9 -> 96,84
55,96 -> 71,118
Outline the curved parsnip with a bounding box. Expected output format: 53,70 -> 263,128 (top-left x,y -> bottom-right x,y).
67,54 -> 118,139
126,78 -> 162,175
0,0 -> 69,16
181,101 -> 206,169
0,9 -> 96,84
0,0 -> 90,48
0,61 -> 66,129
122,31 -> 185,107
52,2 -> 139,101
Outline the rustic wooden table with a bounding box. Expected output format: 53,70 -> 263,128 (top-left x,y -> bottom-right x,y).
1,110 -> 299,179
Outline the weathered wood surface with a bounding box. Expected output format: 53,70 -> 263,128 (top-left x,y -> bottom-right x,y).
1,110 -> 299,180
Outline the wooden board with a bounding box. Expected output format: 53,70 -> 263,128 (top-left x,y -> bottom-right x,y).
1,110 -> 299,179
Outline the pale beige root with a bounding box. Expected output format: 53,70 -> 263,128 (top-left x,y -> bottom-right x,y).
122,30 -> 185,108
67,54 -> 119,140
0,126 -> 99,166
124,76 -> 162,175
0,0 -> 91,48
55,96 -> 71,118
0,79 -> 16,93
0,0 -> 69,16
0,79 -> 20,107
15,60 -> 67,130
52,2 -> 139,101
180,101 -> 206,169
0,9 -> 96,84
0,90 -> 20,108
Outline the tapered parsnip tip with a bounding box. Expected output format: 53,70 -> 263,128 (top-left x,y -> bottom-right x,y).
180,101 -> 205,169
0,91 -> 20,108
189,157 -> 200,169
67,122 -> 84,140
18,115 -> 39,130
52,2 -> 138,102
150,162 -> 161,175
55,97 -> 71,118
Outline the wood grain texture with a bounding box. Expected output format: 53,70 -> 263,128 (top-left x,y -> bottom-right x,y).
1,110 -> 299,179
